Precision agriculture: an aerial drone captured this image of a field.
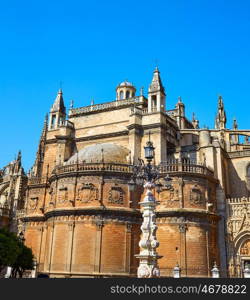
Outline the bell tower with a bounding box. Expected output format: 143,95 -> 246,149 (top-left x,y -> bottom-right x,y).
148,67 -> 166,113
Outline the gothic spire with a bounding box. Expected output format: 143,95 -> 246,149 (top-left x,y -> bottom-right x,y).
50,89 -> 66,114
215,95 -> 226,129
41,114 -> 48,137
148,67 -> 165,95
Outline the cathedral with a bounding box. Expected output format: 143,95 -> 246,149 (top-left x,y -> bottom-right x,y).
1,67 -> 250,278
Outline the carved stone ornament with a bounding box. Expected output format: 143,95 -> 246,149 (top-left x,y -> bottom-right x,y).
190,185 -> 203,205
108,186 -> 124,205
29,197 -> 39,210
137,265 -> 150,278
179,223 -> 187,233
58,185 -> 68,203
77,183 -> 98,203
160,189 -> 179,207
240,240 -> 250,255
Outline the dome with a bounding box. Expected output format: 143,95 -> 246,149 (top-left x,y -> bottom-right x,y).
116,80 -> 136,90
119,80 -> 134,87
65,143 -> 130,164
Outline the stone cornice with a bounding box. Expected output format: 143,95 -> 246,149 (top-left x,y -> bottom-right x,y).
22,207 -> 142,223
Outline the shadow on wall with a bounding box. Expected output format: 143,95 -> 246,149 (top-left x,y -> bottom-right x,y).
227,160 -> 249,198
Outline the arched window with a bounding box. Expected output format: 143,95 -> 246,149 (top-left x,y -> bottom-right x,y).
51,115 -> 56,129
126,91 -> 130,99
120,90 -> 124,100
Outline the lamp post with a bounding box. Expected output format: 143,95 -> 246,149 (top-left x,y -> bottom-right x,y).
211,262 -> 220,278
129,134 -> 171,278
173,264 -> 181,278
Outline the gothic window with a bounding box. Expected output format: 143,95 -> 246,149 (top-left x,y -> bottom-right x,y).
51,115 -> 56,129
126,91 -> 130,99
152,95 -> 157,107
120,90 -> 124,100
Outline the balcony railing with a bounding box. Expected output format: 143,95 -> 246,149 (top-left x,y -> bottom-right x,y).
159,160 -> 214,177
53,163 -> 134,175
50,160 -> 214,178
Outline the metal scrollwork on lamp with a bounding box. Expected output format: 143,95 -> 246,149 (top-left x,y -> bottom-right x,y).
128,132 -> 172,278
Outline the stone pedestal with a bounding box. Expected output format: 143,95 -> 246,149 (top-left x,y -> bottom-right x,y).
136,182 -> 162,278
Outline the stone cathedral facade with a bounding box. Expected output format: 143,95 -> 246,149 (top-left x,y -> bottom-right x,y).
1,68 -> 250,278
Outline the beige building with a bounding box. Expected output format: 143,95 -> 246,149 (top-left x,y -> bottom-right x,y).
0,152 -> 27,232
1,67 -> 250,277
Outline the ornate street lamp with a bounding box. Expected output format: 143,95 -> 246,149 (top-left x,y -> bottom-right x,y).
129,132 -> 171,278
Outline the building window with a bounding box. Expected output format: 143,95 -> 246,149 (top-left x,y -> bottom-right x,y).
120,91 -> 124,100
126,91 -> 130,99
152,95 -> 157,108
51,115 -> 56,129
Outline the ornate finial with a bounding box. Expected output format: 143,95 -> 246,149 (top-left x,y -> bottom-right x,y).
140,87 -> 144,96
154,58 -> 159,71
233,117 -> 238,130
59,81 -> 63,91
178,96 -> 182,103
192,112 -> 195,122
91,99 -> 94,106
218,94 -> 223,107
17,150 -> 21,161
70,100 -> 74,109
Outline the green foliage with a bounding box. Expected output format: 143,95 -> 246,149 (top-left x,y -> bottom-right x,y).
12,244 -> 34,277
0,227 -> 34,277
0,228 -> 21,272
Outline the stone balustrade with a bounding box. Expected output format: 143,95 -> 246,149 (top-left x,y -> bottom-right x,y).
69,97 -> 141,116
48,160 -> 214,178
58,120 -> 74,129
159,160 -> 214,177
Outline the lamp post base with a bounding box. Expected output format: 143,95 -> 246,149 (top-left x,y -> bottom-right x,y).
135,254 -> 163,278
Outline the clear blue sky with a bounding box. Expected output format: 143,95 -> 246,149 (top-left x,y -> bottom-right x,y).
0,0 -> 250,171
